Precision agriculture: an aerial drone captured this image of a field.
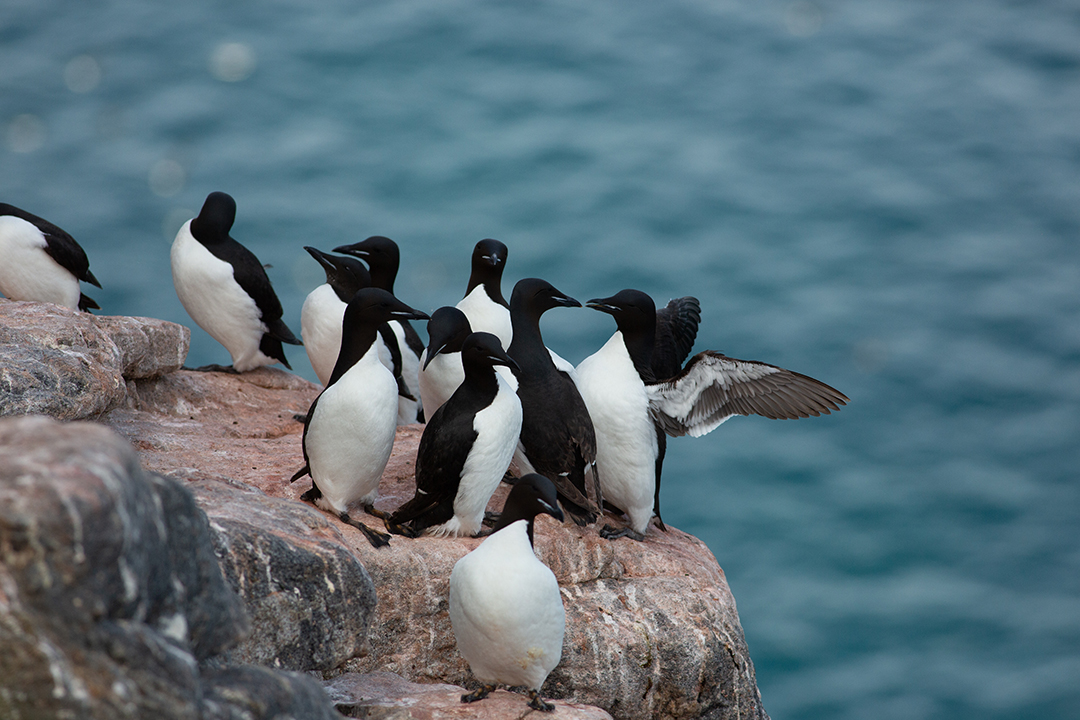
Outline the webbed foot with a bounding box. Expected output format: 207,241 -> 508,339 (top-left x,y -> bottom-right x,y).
599,523 -> 645,542
527,689 -> 555,712
461,684 -> 495,704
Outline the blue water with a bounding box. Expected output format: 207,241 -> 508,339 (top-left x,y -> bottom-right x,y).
4,1 -> 1079,717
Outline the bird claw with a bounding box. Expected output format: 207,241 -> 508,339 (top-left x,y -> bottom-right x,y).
460,685 -> 495,704
599,523 -> 645,542
527,690 -> 555,712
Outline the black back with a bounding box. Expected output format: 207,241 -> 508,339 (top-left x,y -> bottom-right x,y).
465,238 -> 509,308
190,192 -> 301,366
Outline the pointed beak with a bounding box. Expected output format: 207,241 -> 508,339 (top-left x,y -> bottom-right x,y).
423,339 -> 448,369
391,307 -> 430,322
586,298 -> 620,315
487,350 -> 519,374
550,289 -> 582,309
541,499 -> 565,523
481,254 -> 502,267
334,242 -> 370,259
305,246 -> 338,274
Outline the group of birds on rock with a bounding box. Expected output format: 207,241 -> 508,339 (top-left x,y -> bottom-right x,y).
0,191 -> 849,711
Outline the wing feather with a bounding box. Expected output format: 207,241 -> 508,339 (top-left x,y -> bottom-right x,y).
647,350 -> 848,437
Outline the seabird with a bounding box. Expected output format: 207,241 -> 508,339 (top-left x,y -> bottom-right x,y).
455,239 -> 512,349
0,203 -> 100,311
290,288 -> 429,548
170,191 -> 301,372
506,278 -> 602,524
335,235 -> 424,424
575,288 -> 849,541
386,332 -> 522,538
449,473 -> 565,712
417,306 -> 472,418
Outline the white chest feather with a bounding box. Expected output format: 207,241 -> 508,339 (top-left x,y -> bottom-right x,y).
0,216 -> 81,308
456,287 -> 512,349
449,520 -> 564,690
575,332 -> 658,533
305,346 -> 398,513
418,349 -> 465,418
301,284 -> 345,386
170,221 -> 271,371
444,378 -> 523,536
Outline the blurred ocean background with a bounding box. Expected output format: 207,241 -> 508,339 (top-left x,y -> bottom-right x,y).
3,0 -> 1079,717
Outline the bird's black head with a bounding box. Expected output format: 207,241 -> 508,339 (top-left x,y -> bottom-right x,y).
460,331 -> 519,374
510,278 -> 581,316
472,238 -> 508,270
190,191 -> 236,244
343,287 -> 429,327
334,235 -> 400,290
423,306 -> 473,369
587,289 -> 656,335
493,473 -> 565,546
305,247 -> 371,301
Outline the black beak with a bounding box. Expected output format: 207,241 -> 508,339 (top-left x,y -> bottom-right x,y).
391,307 -> 430,322
334,242 -> 370,258
487,350 -> 519,374
305,246 -> 338,274
423,339 -> 448,369
550,289 -> 582,309
586,298 -> 620,315
541,499 -> 565,523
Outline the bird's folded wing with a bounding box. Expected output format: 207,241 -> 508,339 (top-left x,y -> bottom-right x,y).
646,351 -> 848,438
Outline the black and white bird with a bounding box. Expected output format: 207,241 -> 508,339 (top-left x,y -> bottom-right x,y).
299,246 -> 410,401
507,278 -> 602,524
300,247 -> 372,386
335,235 -> 425,424
386,332 -> 522,538
0,203 -> 101,311
417,306 -> 473,417
290,288 -> 429,548
574,289 -> 849,541
449,473 -> 565,712
455,239 -> 512,349
170,191 -> 301,372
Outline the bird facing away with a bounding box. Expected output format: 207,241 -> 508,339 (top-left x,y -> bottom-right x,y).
290,288 -> 430,548
507,278 -> 602,525
170,191 -> 301,372
455,238 -> 512,349
417,306 -> 474,418
0,203 -> 101,311
575,288 -> 848,541
449,473 -> 566,712
335,235 -> 425,424
386,332 -> 522,538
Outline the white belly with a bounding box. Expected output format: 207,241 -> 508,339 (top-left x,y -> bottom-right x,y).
170,221 -> 272,371
575,332 -> 658,533
417,348 -> 465,418
456,287 -> 512,349
434,380 -> 522,537
449,521 -> 564,690
0,217 -> 81,309
301,284 -> 344,386
389,320 -> 421,424
305,348 -> 398,513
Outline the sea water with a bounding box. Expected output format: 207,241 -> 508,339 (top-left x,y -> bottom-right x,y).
3,1 -> 1079,717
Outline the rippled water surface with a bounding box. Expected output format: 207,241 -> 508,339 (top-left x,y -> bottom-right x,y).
3,1 -> 1079,718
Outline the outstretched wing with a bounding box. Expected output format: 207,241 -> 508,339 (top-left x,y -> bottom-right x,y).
647,351 -> 848,438
653,296 -> 700,381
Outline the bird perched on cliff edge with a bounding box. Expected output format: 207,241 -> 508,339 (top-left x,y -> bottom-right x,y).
290,288 -> 429,548
449,473 -> 565,712
575,288 -> 848,541
507,278 -> 602,525
0,203 -> 101,311
386,332 -> 522,538
170,191 -> 301,372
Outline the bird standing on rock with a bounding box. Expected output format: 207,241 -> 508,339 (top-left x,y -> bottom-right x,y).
335,235 -> 425,424
300,246 -> 372,386
170,191 -> 301,372
290,288 -> 429,548
507,278 -> 602,525
575,288 -> 849,541
0,202 -> 101,311
417,306 -> 473,419
449,473 -> 565,712
386,332 -> 522,538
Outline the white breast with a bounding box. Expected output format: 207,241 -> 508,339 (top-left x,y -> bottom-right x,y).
301,284 -> 345,386
170,220 -> 272,371
574,331 -> 658,533
449,520 -> 564,690
417,348 -> 465,418
456,286 -> 512,349
440,377 -> 522,537
304,345 -> 399,514
0,216 -> 81,309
